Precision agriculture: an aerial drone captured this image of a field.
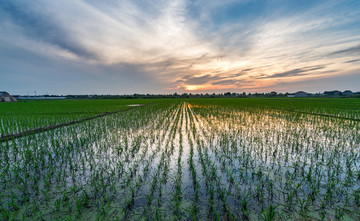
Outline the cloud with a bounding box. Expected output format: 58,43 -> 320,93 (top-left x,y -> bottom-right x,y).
329,45 -> 360,57
175,67 -> 253,86
345,58 -> 360,63
178,74 -> 220,85
212,79 -> 247,85
247,69 -> 360,92
1,0 -> 360,94
259,66 -> 326,79
0,1 -> 97,59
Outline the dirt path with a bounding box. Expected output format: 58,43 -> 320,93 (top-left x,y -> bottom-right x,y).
0,104 -> 150,142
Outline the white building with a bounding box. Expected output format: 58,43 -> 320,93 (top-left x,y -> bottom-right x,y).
293,91 -> 308,97
0,91 -> 17,102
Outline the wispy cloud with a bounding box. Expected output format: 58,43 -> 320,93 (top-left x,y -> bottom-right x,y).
329,45 -> 360,56
258,66 -> 326,79
0,1 -> 98,59
345,58 -> 360,63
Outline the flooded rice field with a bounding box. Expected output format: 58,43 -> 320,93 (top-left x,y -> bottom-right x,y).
1,100 -> 360,220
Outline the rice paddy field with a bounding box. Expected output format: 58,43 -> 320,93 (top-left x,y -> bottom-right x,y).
0,99 -> 155,136
1,98 -> 360,220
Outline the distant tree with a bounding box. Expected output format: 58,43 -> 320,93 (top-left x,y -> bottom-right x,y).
270,91 -> 277,97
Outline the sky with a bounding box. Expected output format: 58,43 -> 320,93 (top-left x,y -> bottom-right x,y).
1,0 -> 360,95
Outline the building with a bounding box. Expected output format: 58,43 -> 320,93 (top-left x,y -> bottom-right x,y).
343,90 -> 353,96
324,90 -> 342,96
293,91 -> 308,97
0,91 -> 17,102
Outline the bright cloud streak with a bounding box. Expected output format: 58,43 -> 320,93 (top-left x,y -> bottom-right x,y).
0,0 -> 359,94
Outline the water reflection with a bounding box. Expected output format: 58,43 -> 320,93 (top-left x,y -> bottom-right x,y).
1,101 -> 359,220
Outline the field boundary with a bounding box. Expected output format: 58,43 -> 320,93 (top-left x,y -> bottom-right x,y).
282,109 -> 360,122
0,104 -> 150,142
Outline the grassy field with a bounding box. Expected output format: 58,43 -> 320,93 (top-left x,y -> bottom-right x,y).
1,98 -> 359,220
0,99 -> 155,136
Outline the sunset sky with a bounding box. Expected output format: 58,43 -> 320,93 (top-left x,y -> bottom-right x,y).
1,0 -> 360,95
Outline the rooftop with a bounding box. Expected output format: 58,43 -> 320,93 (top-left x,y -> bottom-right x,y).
0,91 -> 9,96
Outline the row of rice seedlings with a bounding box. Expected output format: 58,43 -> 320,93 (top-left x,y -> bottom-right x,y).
108,102 -> 181,220
117,102 -> 185,220
170,103 -> 185,219
185,105 -> 200,220
141,103 -> 183,219
193,103 -> 243,219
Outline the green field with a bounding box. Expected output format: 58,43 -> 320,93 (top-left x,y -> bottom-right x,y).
1,98 -> 360,220
0,99 -> 156,136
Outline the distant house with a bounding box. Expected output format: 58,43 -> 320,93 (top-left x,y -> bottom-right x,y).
333,90 -> 341,96
293,91 -> 308,97
343,90 -> 353,96
0,91 -> 17,102
324,90 -> 342,96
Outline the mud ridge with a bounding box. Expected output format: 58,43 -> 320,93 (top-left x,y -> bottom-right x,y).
285,109 -> 360,122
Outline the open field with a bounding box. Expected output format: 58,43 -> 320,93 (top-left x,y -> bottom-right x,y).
1,98 -> 360,220
0,99 -> 155,137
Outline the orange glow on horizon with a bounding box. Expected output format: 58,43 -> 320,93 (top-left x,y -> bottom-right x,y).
183,84 -> 238,91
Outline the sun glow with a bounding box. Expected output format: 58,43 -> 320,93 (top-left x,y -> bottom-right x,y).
184,85 -> 209,91
183,84 -> 239,91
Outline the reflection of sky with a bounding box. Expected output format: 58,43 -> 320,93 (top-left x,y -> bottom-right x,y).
1,0 -> 359,94
189,102 -> 358,169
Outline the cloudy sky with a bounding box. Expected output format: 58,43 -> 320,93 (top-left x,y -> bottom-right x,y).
1,0 -> 360,95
